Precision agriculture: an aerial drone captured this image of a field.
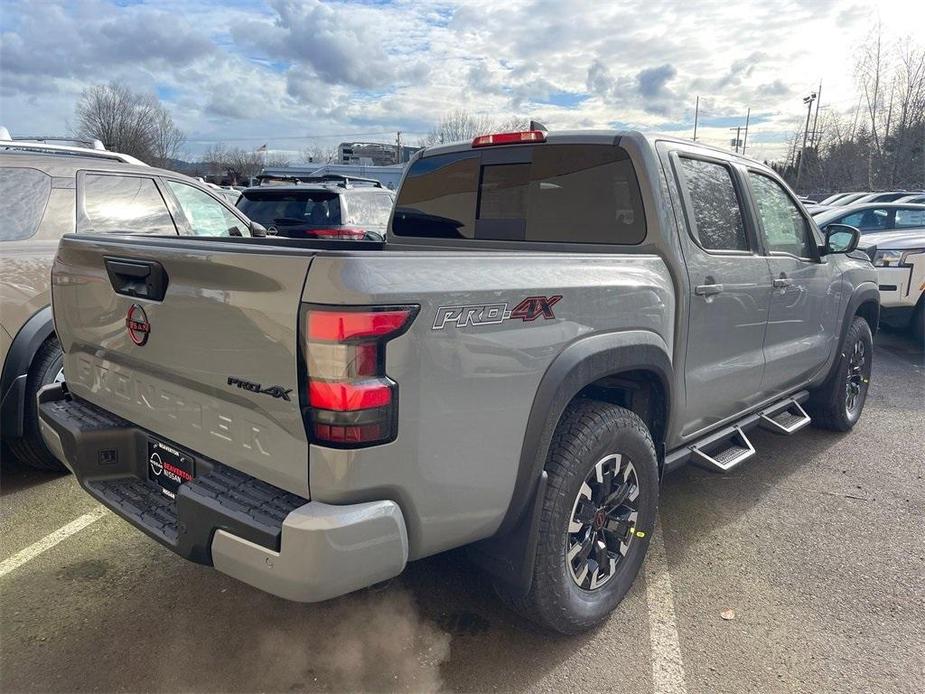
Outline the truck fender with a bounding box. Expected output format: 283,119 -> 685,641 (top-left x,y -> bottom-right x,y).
813,282 -> 879,392
469,330 -> 673,597
1,306 -> 55,439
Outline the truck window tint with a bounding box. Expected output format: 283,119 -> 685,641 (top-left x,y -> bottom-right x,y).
166,180 -> 247,236
678,157 -> 748,251
83,174 -> 177,235
344,192 -> 394,228
748,173 -> 813,257
392,144 -> 646,244
0,167 -> 51,241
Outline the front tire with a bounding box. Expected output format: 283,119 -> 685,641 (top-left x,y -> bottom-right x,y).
7,337 -> 68,472
510,399 -> 659,634
808,316 -> 873,432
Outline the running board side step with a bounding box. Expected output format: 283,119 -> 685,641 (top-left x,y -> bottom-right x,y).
758,399 -> 811,435
689,426 -> 755,472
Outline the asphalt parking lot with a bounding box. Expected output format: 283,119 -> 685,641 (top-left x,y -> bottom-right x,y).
2,330 -> 922,694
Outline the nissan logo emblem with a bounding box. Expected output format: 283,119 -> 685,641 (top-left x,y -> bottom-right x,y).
126,304 -> 150,346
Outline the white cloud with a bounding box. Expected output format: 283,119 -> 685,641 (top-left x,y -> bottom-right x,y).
0,0 -> 922,163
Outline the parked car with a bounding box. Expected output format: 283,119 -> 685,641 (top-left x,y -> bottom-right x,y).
852,191 -> 923,205
813,202 -> 925,234
859,229 -> 925,342
0,138 -> 263,471
38,129 -> 877,634
236,175 -> 394,240
895,194 -> 925,204
805,192 -> 874,215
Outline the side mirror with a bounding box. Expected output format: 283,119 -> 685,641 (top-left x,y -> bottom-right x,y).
250,221 -> 270,237
822,223 -> 860,255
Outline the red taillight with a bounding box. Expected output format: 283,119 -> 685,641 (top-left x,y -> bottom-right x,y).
302,306 -> 417,447
472,130 -> 547,147
304,227 -> 366,240
309,380 -> 392,410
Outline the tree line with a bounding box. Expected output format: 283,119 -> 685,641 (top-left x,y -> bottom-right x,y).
777,35 -> 925,196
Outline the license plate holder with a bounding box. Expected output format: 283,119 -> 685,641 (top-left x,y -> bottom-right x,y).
147,439 -> 195,499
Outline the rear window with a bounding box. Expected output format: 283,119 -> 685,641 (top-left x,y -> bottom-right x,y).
392,144 -> 646,244
0,167 -> 52,241
237,190 -> 342,229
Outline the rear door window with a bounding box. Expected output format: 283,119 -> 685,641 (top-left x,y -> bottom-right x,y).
0,167 -> 52,241
82,174 -> 177,235
676,157 -> 748,252
392,144 -> 646,244
165,180 -> 248,236
894,207 -> 925,228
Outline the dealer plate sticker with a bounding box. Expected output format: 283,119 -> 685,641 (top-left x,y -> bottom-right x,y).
147,439 -> 195,499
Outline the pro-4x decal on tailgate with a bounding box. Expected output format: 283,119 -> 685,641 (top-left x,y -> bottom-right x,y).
433,295 -> 562,330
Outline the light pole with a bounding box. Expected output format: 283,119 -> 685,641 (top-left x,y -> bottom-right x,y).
796,91 -> 817,189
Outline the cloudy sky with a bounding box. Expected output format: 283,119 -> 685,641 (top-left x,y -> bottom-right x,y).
1,0 -> 921,163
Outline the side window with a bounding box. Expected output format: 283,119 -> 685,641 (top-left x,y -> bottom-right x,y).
895,207 -> 925,228
677,157 -> 748,251
166,181 -> 248,236
838,208 -> 891,231
0,167 -> 52,241
83,174 -> 177,235
747,173 -> 813,257
345,192 -> 393,228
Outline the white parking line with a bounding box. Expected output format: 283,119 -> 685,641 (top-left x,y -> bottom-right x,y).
0,506 -> 107,578
645,522 -> 688,694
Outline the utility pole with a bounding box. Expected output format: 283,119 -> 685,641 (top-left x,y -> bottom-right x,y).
810,82 -> 822,147
742,108 -> 751,155
396,131 -> 402,164
796,91 -> 817,189
692,96 -> 700,141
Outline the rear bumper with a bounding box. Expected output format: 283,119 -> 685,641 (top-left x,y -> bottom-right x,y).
37,383 -> 408,602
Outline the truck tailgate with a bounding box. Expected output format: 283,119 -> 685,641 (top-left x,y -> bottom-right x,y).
51,235 -> 313,497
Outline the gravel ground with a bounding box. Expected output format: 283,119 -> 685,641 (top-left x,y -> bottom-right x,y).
1,329 -> 922,693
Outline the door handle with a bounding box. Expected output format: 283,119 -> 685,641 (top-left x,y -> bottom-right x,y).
104,257 -> 169,301
695,283 -> 724,296
773,276 -> 793,289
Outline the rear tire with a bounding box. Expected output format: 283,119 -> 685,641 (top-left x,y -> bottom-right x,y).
507,399 -> 659,634
808,316 -> 873,432
7,337 -> 68,472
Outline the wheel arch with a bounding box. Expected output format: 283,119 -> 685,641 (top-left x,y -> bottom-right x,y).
468,330 -> 672,597
0,306 -> 55,439
502,330 -> 673,534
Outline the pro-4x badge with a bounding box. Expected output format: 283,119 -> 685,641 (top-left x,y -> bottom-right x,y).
432,295 -> 562,330
227,377 -> 293,401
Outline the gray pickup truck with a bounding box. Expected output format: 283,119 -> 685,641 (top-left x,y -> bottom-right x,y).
38,130 -> 878,634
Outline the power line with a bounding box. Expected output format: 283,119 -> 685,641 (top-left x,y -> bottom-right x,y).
185,130 -> 399,144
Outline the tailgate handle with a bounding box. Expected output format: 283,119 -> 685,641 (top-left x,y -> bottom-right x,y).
104,257 -> 169,301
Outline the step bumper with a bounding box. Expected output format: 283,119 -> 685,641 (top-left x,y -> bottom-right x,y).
37,383 -> 408,602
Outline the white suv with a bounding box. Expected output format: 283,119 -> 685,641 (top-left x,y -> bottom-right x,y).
862,230 -> 925,342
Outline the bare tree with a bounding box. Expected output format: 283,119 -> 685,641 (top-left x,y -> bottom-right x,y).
302,139 -> 339,165
419,110 -> 530,147
198,143 -> 270,185
149,107 -> 186,168
73,83 -> 184,166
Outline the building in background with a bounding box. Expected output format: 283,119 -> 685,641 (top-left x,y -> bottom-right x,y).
337,141 -> 419,166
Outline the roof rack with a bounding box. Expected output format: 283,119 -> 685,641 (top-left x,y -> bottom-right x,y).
0,126 -> 148,166
255,172 -> 383,189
